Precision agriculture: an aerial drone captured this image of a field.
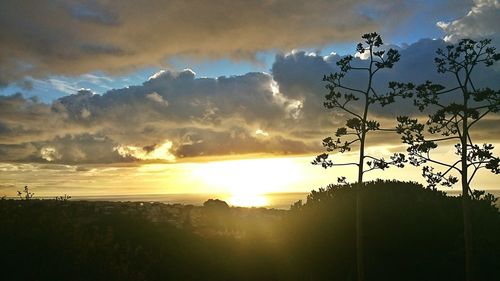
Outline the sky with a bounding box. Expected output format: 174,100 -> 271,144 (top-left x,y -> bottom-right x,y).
1,0 -> 499,204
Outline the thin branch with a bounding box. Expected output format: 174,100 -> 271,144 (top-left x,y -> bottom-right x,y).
364,155 -> 381,161
363,167 -> 378,174
349,66 -> 370,71
469,77 -> 477,93
426,136 -> 460,142
467,133 -> 473,147
468,161 -> 490,166
336,84 -> 367,95
346,139 -> 361,146
417,152 -> 462,172
440,161 -> 461,178
333,100 -> 363,120
468,108 -> 492,129
468,164 -> 484,185
329,162 -> 360,167
369,87 -> 381,100
378,128 -> 397,132
454,116 -> 463,141
435,86 -> 462,96
454,72 -> 466,99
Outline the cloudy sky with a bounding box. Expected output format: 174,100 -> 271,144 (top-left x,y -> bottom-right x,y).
1,0 -> 499,200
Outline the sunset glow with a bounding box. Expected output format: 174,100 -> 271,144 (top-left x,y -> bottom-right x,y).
0,0 -> 498,209
192,157 -> 302,206
193,158 -> 303,195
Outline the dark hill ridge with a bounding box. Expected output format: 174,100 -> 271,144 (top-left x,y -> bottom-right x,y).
1,180 -> 499,281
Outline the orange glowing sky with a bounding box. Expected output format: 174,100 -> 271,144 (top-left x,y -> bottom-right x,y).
0,1 -> 499,204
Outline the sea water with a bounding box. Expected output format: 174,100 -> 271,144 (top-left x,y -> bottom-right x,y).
69,190 -> 500,209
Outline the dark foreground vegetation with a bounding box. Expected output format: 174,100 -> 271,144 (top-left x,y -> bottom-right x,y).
1,180 -> 499,281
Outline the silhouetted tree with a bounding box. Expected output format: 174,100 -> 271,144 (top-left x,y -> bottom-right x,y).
203,199 -> 229,209
203,199 -> 230,230
393,38 -> 500,281
290,200 -> 303,211
17,185 -> 34,200
312,32 -> 406,281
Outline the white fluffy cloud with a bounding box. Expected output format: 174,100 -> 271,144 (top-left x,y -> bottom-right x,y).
40,147 -> 61,162
114,140 -> 175,161
437,0 -> 500,42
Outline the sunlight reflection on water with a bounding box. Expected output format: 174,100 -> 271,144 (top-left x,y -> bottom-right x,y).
70,192 -> 308,209
63,190 -> 500,209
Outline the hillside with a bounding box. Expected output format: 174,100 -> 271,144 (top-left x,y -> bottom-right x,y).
1,180 -> 499,281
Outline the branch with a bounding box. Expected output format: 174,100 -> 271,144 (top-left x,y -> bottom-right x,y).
426,136 -> 460,142
467,108 -> 491,129
337,104 -> 363,120
330,163 -> 360,167
440,160 -> 462,177
370,87 -> 382,100
378,128 -> 397,132
349,66 -> 370,71
312,153 -> 360,169
435,86 -> 462,95
468,163 -> 484,185
336,84 -> 367,95
469,76 -> 477,93
468,161 -> 491,166
467,133 -> 474,147
363,167 -> 378,174
415,152 -> 462,172
372,66 -> 382,76
364,155 -> 381,161
454,116 -> 463,140
429,116 -> 456,133
327,96 -> 364,120
454,72 -> 465,96
346,138 -> 361,146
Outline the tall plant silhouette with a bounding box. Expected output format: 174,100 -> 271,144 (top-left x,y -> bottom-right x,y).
17,185 -> 34,200
393,38 -> 499,281
313,32 -> 406,281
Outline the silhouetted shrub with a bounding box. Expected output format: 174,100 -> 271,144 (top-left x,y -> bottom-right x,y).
203,198 -> 229,209
282,180 -> 500,281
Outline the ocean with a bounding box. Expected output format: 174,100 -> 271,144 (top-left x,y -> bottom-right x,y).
71,192 -> 310,209
69,189 -> 500,209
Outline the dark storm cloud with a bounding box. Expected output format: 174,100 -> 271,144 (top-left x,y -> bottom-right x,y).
273,39 -> 500,118
0,93 -> 76,144
0,0 -> 411,85
0,38 -> 499,164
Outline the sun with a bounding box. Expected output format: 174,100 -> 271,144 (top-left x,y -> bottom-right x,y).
227,193 -> 269,208
193,157 -> 303,207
